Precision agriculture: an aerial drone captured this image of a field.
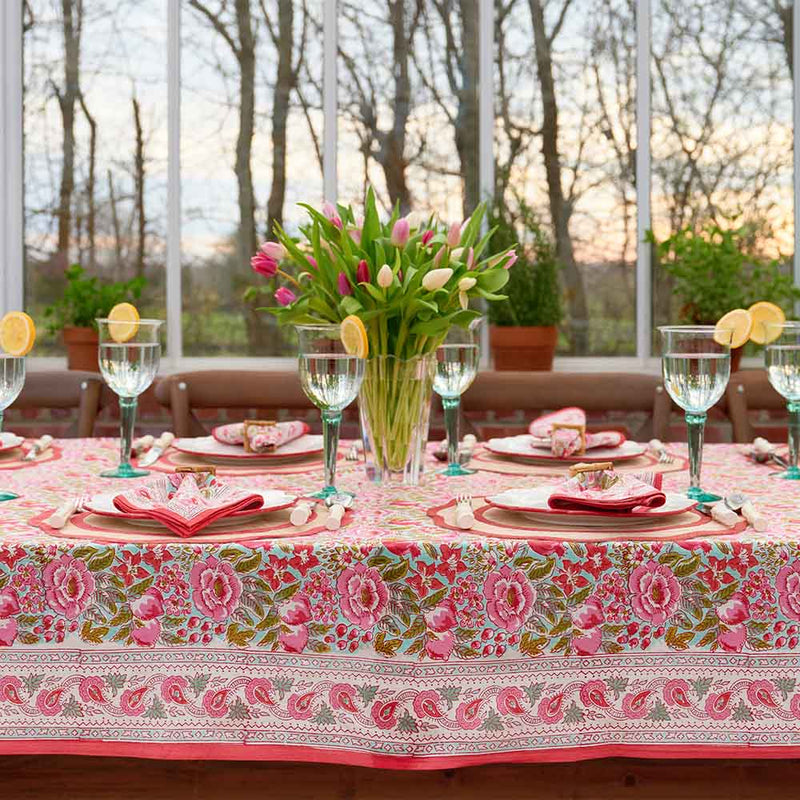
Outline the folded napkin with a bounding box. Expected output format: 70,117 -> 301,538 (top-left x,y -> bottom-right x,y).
113,473 -> 263,537
212,420 -> 309,451
547,470 -> 665,513
529,407 -> 625,457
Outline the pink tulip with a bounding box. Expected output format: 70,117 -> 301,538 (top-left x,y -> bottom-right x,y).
274,287 -> 297,306
349,228 -> 362,245
433,246 -> 446,268
260,241 -> 287,261
356,259 -> 370,283
390,218 -> 410,247
466,247 -> 475,269
446,222 -> 461,248
421,229 -> 434,246
503,251 -> 517,269
322,202 -> 342,229
337,272 -> 352,296
306,256 -> 318,270
251,251 -> 278,278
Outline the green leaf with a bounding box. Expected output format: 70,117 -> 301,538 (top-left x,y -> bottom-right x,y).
226,623 -> 255,647
235,552 -> 262,574
381,560 -> 409,582
477,268 -> 510,293
274,582 -> 300,602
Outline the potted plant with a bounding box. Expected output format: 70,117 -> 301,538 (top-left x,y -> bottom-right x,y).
487,208 -> 563,370
648,224 -> 800,370
44,265 -> 145,371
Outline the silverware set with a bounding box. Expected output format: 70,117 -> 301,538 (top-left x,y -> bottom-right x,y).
696,492 -> 767,531
647,439 -> 674,464
43,493 -> 89,529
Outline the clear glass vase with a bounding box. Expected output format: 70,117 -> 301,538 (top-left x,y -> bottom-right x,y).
358,353 -> 435,485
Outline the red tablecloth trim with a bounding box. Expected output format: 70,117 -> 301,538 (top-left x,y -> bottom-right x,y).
0,740 -> 799,767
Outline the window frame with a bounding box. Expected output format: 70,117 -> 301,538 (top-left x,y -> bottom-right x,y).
2,0 -> 798,370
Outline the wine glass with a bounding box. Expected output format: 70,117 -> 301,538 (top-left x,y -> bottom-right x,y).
764,321 -> 800,480
0,356 -> 26,501
659,325 -> 732,502
434,318 -> 482,476
97,318 -> 163,478
296,324 -> 365,500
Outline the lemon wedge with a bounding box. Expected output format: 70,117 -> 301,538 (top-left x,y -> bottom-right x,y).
340,315 -> 369,359
748,301 -> 785,345
714,308 -> 752,348
0,312 -> 36,356
107,302 -> 140,343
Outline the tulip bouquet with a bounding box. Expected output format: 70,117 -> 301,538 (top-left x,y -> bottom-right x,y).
251,187 -> 516,483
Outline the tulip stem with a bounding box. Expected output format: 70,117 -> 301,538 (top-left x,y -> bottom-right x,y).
277,269 -> 302,289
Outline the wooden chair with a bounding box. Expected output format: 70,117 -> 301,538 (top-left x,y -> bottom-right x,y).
726,369 -> 785,443
11,370 -> 108,437
154,371 -> 316,437
461,371 -> 674,440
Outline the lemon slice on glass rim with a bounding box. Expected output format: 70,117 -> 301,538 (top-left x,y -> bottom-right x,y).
0,312 -> 36,356
714,308 -> 752,349
340,315 -> 369,358
748,301 -> 785,345
107,302 -> 140,343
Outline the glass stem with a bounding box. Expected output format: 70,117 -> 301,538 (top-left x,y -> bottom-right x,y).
322,409 -> 342,493
119,397 -> 138,472
443,397 -> 460,468
0,410 -> 4,434
685,412 -> 706,496
787,401 -> 800,477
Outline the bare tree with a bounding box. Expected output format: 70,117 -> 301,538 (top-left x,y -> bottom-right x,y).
78,91 -> 96,270
132,96 -> 146,280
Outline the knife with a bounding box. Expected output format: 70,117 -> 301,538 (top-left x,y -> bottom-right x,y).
138,431 -> 174,467
23,434 -> 53,462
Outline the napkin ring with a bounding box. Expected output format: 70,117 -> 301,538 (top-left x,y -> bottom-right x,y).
175,465 -> 216,476
552,422 -> 586,454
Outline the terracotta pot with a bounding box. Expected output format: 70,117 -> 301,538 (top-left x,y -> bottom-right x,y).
490,325 -> 558,371
63,326 -> 99,372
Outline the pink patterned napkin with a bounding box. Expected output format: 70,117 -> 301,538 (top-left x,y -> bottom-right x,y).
211,420 -> 309,451
529,407 -> 625,457
113,473 -> 263,537
547,471 -> 665,513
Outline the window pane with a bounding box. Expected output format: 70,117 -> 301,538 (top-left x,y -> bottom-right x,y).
495,0 -> 637,356
24,0 -> 167,354
181,0 -> 324,357
337,1 -> 476,220
651,0 -> 794,334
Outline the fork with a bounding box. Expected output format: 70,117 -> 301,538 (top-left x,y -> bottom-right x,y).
648,439 -> 673,464
345,442 -> 361,461
45,493 -> 89,529
455,493 -> 475,529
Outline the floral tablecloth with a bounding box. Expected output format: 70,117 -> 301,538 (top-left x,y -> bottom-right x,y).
1,439 -> 800,766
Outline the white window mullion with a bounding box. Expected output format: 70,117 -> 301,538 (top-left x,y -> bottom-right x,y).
635,0 -> 652,361
323,0 -> 337,202
0,0 -> 24,316
166,0 -> 182,363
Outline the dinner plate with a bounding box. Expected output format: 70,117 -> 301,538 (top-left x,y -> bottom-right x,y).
0,432 -> 24,454
84,488 -> 296,527
172,434 -> 323,463
485,487 -> 695,519
484,435 -> 646,464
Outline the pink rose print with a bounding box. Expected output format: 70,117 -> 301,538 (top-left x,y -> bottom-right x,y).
79,677 -> 108,704
329,683 -> 359,713
663,679 -> 692,708
35,688 -> 65,716
425,631 -> 455,660
0,588 -> 20,618
131,588 -> 164,621
571,594 -> 605,656
337,563 -> 389,629
716,591 -> 750,625
131,618 -> 161,647
162,676 -> 190,705
42,554 -> 95,619
717,623 -> 747,652
413,690 -> 444,719
747,680 -> 780,709
776,563 -> 800,621
579,680 -> 611,709
483,565 -> 534,633
0,620 -> 17,647
629,561 -> 681,624
423,599 -> 457,660
190,556 -> 242,622
279,624 -> 309,654
280,593 -> 312,625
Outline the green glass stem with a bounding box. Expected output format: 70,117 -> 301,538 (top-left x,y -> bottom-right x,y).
0,410 -> 4,433
102,397 -> 149,478
782,401 -> 800,479
321,409 -> 342,495
685,412 -> 712,500
0,411 -> 17,499
443,397 -> 460,467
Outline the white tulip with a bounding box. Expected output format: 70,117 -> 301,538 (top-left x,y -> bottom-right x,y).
451,247 -> 464,261
458,277 -> 476,292
422,268 -> 453,292
459,291 -> 468,310
377,264 -> 394,288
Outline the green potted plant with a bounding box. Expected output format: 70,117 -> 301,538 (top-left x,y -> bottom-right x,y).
487,208 -> 563,370
44,265 -> 145,371
648,224 -> 800,369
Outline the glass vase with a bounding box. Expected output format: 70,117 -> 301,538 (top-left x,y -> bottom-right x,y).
358,353 -> 435,485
